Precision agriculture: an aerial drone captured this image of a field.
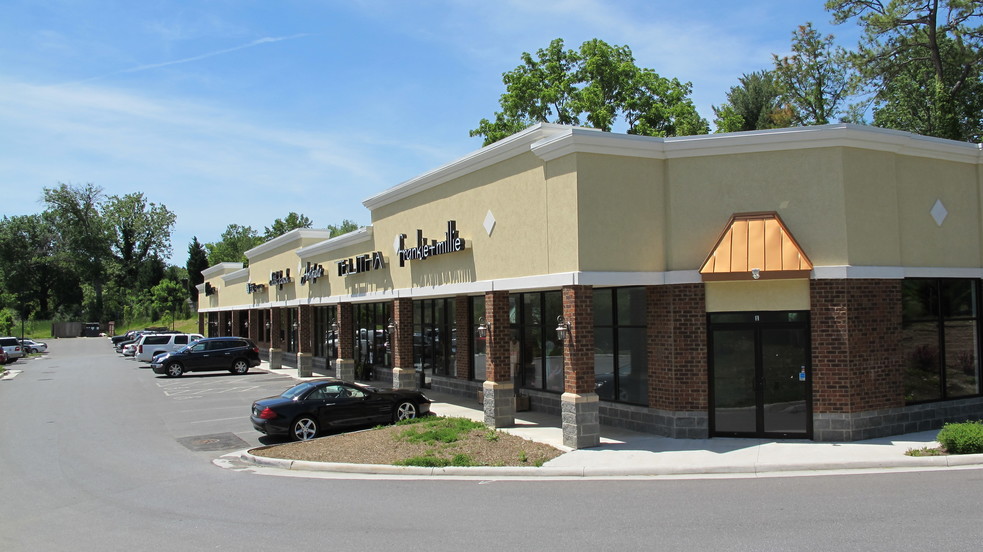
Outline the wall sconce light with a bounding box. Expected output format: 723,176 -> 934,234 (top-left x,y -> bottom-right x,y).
751,268 -> 761,280
387,318 -> 397,336
476,316 -> 490,339
292,321 -> 298,330
555,315 -> 570,341
264,321 -> 271,330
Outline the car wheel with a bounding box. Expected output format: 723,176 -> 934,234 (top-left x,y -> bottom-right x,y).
393,401 -> 418,422
165,362 -> 184,377
291,416 -> 318,441
29,348 -> 37,354
230,359 -> 249,375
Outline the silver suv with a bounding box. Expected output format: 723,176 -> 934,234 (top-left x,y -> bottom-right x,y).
0,337 -> 25,362
135,333 -> 203,363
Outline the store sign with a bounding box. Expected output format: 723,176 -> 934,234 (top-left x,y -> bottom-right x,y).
337,252 -> 385,277
396,220 -> 466,267
301,262 -> 325,284
269,269 -> 293,289
246,282 -> 267,294
204,282 -> 216,296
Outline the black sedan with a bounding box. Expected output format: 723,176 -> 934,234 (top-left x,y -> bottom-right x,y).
251,379 -> 431,441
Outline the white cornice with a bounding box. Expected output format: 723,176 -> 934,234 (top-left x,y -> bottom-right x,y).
221,268 -> 249,284
296,226 -> 373,258
362,124 -> 982,215
201,262 -> 243,279
361,123 -> 576,210
244,228 -> 334,261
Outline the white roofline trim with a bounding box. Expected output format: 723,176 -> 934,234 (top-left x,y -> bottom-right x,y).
245,228 -> 334,260
361,123 -> 575,210
296,227 -> 373,258
201,262 -> 243,279
221,268 -> 249,284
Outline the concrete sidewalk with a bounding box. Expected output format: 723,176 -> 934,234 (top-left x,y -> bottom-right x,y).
236,364 -> 983,478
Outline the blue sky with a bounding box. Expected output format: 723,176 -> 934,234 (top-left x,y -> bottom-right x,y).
0,0 -> 860,266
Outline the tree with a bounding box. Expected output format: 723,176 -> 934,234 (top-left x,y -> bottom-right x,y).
773,23 -> 856,126
205,224 -> 262,266
101,192 -> 176,290
827,0 -> 983,141
327,219 -> 360,238
186,237 -> 209,305
42,183 -> 110,320
713,71 -> 789,132
0,214 -> 60,318
470,38 -> 708,145
263,212 -> 313,241
149,279 -> 188,322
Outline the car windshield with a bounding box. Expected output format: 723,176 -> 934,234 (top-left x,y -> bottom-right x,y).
281,382 -> 319,399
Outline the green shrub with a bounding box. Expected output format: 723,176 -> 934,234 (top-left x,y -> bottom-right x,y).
937,421 -> 983,454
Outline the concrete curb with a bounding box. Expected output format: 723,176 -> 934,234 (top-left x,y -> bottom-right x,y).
233,449 -> 983,478
0,369 -> 23,381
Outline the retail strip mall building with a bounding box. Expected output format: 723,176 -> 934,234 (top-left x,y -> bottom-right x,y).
198,123 -> 983,447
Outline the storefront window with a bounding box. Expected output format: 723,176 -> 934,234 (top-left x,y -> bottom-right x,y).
414,298 -> 456,379
354,302 -> 391,372
594,287 -> 648,405
470,296 -> 486,381
281,309 -> 298,353
511,291 -> 564,393
314,306 -> 338,359
903,279 -> 981,403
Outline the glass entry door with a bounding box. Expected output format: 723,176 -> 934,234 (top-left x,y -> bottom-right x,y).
709,312 -> 811,438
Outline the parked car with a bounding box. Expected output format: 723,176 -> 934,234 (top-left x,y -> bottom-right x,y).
0,337 -> 25,362
151,337 -> 261,377
121,342 -> 138,357
250,379 -> 431,441
135,333 -> 203,363
0,349 -> 8,365
19,339 -> 48,354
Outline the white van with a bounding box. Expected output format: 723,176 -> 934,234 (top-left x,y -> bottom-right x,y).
135,333 -> 204,363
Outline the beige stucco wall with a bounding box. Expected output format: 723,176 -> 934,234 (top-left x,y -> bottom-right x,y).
576,154 -> 666,271
665,148 -> 848,271
368,152 -> 562,289
198,127 -> 983,315
705,279 -> 811,312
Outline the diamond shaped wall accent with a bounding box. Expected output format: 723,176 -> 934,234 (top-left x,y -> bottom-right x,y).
484,210 -> 496,236
930,199 -> 948,227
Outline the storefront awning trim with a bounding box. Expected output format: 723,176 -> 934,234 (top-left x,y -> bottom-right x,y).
700,212 -> 813,282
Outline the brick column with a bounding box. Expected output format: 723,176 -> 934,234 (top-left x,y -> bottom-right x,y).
454,296 -> 471,380
268,306 -> 282,369
810,279 -> 903,440
483,290 -> 514,427
248,310 -> 259,343
648,284 -> 707,412
561,285 -> 599,449
297,305 -> 313,377
231,311 -> 242,337
198,312 -> 205,335
217,311 -> 228,336
336,303 -> 355,382
392,298 -> 416,389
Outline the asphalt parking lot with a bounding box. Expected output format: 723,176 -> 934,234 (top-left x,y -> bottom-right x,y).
123,353 -> 300,454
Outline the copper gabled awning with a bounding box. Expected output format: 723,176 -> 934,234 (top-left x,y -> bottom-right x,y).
700,212 -> 813,281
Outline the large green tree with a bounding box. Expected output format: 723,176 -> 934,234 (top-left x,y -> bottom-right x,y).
186,237 -> 209,305
263,212 -> 313,241
205,224 -> 262,266
470,38 -> 708,145
712,71 -> 790,132
0,214 -> 63,318
42,183 -> 110,319
827,0 -> 983,141
773,23 -> 856,125
327,219 -> 360,238
102,192 -> 176,290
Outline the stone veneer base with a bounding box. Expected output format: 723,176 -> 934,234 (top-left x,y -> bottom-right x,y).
814,396 -> 983,441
